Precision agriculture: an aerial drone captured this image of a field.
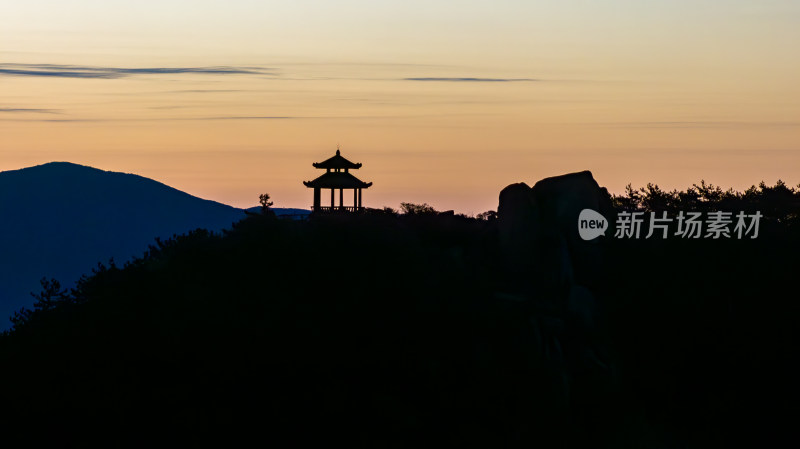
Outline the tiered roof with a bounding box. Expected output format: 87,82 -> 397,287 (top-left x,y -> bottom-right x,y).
303,149 -> 372,189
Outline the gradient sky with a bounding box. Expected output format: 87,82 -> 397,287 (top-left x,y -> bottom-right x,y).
2,0 -> 799,213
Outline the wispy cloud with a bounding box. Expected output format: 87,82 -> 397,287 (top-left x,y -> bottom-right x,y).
0,118 -> 100,122
166,89 -> 247,94
187,116 -> 294,120
611,121 -> 800,129
0,108 -> 60,113
0,113 -> 489,123
0,63 -> 274,79
0,115 -> 297,123
403,77 -> 537,82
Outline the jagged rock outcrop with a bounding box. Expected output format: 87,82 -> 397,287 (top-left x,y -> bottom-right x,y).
498,170 -> 615,295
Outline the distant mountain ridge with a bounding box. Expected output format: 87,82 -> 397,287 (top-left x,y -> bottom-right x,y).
0,162 -> 303,326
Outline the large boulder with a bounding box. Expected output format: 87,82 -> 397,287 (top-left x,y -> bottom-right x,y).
497,170 -> 615,296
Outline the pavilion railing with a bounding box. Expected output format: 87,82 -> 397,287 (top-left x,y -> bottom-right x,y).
312,206 -> 361,212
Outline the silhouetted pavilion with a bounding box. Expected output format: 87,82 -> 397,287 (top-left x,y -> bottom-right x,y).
303,148 -> 372,212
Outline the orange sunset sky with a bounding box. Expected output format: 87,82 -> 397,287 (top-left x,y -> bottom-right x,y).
2,1 -> 799,214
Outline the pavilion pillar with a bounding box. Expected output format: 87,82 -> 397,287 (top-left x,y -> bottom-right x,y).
358,188 -> 362,209
313,187 -> 321,210
353,189 -> 357,211
339,188 -> 344,210
330,189 -> 334,209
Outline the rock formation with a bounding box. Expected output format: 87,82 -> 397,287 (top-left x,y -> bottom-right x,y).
497,170 -> 616,402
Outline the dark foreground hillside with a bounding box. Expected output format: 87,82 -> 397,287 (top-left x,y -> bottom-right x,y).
1,176 -> 799,448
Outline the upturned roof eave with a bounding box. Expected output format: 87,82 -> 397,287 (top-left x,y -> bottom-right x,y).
303,172 -> 372,189
303,180 -> 373,188
311,152 -> 362,169
312,160 -> 362,170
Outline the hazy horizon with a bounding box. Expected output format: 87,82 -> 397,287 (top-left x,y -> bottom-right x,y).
2,1 -> 799,214
3,159 -> 798,215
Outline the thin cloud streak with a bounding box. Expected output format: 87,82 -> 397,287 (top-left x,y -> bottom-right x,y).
609,121 -> 800,129
0,108 -> 60,113
403,77 -> 538,82
0,116 -> 297,123
166,89 -> 247,94
190,116 -> 294,120
0,63 -> 274,79
0,112 -> 497,123
0,118 -> 102,122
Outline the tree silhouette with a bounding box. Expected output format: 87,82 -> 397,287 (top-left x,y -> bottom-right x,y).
476,210 -> 497,221
259,193 -> 276,216
400,202 -> 437,215
9,277 -> 68,329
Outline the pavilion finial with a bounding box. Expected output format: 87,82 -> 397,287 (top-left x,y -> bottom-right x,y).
336,143 -> 340,156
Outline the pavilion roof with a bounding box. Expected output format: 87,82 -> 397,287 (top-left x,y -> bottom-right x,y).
303,171 -> 373,189
312,149 -> 362,170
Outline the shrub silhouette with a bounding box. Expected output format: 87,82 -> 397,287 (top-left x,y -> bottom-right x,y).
400,201 -> 438,215
258,192 -> 276,217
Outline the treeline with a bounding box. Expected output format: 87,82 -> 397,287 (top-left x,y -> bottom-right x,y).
612,180 -> 800,221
